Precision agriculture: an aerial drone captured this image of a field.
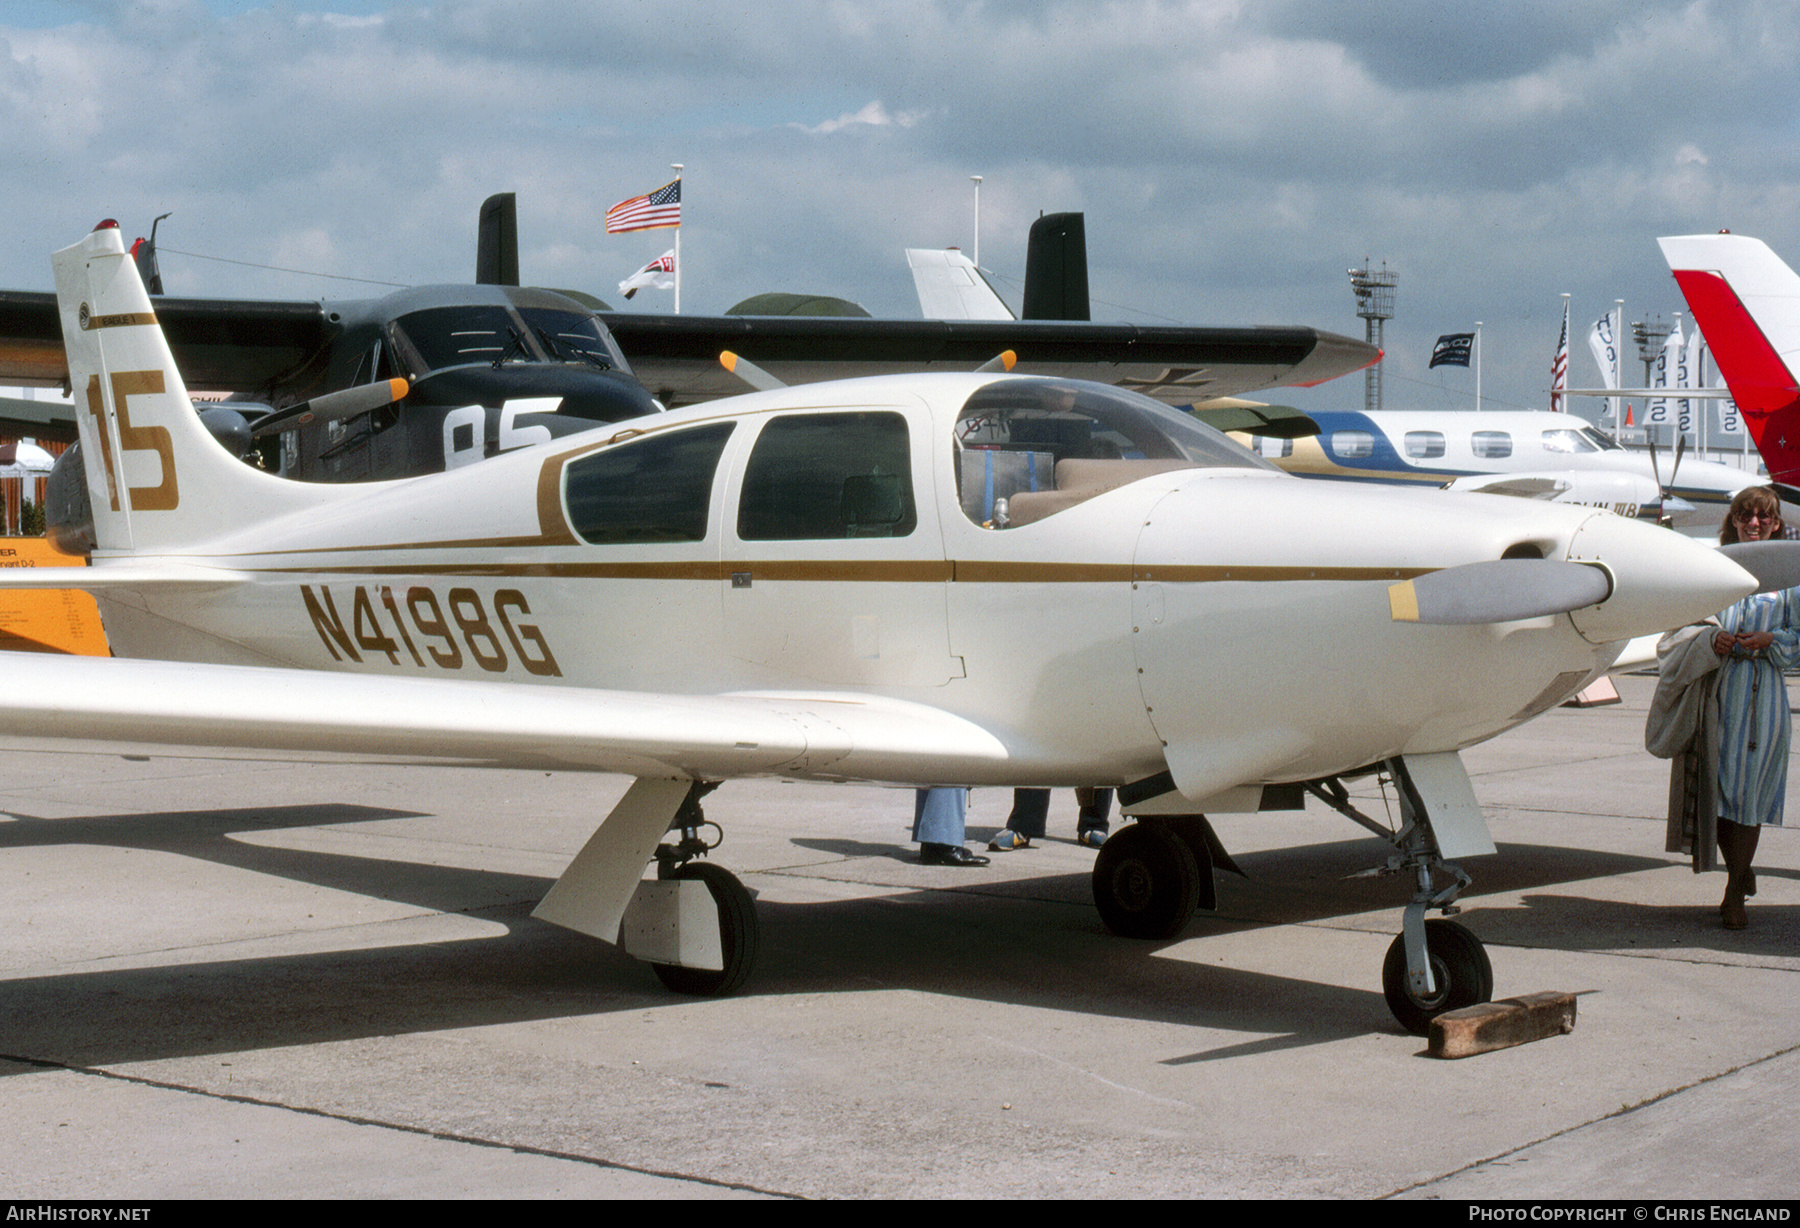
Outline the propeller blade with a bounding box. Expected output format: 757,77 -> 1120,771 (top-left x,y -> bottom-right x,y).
1720,540 -> 1800,594
1389,559 -> 1612,625
1667,435 -> 1687,492
719,351 -> 786,392
248,377 -> 409,439
976,350 -> 1017,373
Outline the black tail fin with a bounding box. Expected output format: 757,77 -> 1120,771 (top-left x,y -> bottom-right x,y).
476,193 -> 520,286
1021,212 -> 1090,321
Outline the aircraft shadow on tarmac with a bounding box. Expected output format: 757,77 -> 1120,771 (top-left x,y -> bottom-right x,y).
0,804 -> 1737,1070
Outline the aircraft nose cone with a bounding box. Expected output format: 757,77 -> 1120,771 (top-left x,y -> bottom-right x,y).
1566,512 -> 1754,643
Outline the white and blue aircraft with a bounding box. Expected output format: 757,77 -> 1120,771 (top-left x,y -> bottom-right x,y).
1239,409 -> 1762,533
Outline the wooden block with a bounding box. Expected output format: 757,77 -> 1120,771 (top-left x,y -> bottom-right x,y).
1428,991 -> 1577,1059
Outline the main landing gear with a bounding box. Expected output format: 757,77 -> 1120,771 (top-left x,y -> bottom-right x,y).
531,777 -> 761,999
649,783 -> 760,997
1091,816 -> 1225,939
1097,758 -> 1494,1035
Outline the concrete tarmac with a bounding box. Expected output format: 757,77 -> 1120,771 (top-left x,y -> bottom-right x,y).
1,674 -> 1796,1200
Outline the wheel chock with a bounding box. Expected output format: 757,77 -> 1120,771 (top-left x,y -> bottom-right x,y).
1427,991 -> 1577,1059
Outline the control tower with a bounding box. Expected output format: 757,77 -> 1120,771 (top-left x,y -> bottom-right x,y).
1348,263 -> 1397,413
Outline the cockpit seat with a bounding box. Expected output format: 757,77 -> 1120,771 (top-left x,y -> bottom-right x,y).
1006,458 -> 1199,527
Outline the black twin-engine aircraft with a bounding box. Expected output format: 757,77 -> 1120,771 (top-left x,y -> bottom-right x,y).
0,198 -> 1371,553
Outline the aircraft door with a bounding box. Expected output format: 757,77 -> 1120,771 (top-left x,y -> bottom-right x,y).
722,405 -> 958,687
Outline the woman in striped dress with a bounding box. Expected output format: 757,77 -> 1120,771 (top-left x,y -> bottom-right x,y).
1710,486 -> 1800,929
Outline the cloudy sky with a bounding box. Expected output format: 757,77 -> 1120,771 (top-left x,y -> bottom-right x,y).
3,0 -> 1796,418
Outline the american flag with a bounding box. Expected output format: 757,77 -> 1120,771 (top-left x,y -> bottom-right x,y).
1550,298 -> 1569,412
606,179 -> 682,233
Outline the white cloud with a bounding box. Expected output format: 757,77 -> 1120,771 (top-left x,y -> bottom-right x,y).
791,100 -> 926,136
0,1 -> 1797,413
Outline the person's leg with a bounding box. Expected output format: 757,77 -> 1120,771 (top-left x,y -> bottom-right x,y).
917,788 -> 987,866
991,788 -> 1049,850
1719,818 -> 1760,929
1075,786 -> 1112,847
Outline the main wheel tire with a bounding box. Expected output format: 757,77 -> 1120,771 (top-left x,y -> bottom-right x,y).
1381,918 -> 1494,1035
651,862 -> 760,997
1091,822 -> 1201,939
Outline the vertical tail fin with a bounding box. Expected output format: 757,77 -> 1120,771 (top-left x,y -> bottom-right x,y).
476,192 -> 520,286
1021,212 -> 1090,321
905,247 -> 1014,320
52,225 -> 333,554
1659,233 -> 1800,484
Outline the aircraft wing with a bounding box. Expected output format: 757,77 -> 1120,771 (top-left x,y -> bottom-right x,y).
0,289 -> 326,392
0,286 -> 1373,409
0,653 -> 1012,783
598,314 -> 1377,407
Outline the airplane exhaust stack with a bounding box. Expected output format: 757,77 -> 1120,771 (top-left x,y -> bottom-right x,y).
1022,212 -> 1090,321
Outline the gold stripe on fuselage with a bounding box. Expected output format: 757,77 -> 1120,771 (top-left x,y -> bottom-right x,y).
233,558 -> 1438,585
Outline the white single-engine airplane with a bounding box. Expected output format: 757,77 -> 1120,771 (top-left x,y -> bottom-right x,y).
1240,409 -> 1761,532
0,224 -> 1786,1034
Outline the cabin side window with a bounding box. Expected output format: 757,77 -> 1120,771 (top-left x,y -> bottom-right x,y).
1329,430 -> 1375,459
563,422 -> 735,544
737,412 -> 917,540
1471,430 -> 1513,460
1404,430 -> 1446,459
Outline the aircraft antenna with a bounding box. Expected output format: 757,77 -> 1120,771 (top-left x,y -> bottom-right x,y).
1348,262 -> 1397,413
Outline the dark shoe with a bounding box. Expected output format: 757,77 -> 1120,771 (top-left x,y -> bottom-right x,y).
921,843 -> 990,867
1723,897 -> 1749,930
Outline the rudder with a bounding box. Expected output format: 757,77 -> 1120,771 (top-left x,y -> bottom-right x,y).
51,224 -> 331,554
1660,233 -> 1800,485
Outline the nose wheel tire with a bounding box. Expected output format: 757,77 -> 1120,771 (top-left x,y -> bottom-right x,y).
651,862 -> 760,997
1091,822 -> 1201,940
1381,918 -> 1493,1035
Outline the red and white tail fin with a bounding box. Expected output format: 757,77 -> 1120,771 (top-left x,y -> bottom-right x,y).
1659,233 -> 1800,485
51,225 -> 333,554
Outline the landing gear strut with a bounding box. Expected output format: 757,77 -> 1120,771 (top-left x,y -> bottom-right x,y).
1308,759 -> 1495,1034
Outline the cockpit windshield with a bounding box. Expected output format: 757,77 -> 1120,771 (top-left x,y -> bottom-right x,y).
389,305 -> 522,374
518,307 -> 626,371
954,378 -> 1278,527
956,379 -> 1278,471
388,304 -> 627,377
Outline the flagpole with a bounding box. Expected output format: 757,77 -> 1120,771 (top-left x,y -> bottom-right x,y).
971,175 -> 982,269
1613,299 -> 1623,431
671,163 -> 683,314
1475,322 -> 1482,412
